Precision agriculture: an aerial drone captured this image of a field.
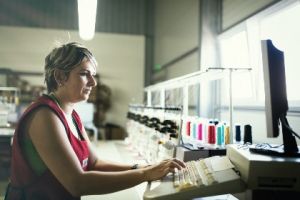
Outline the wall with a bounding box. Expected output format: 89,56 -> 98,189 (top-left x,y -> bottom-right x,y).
0,25 -> 144,127
151,0 -> 278,81
222,0 -> 278,31
152,0 -> 199,82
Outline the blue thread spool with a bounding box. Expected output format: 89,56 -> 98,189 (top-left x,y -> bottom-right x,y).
217,125 -> 222,145
221,124 -> 225,145
244,124 -> 252,144
193,122 -> 197,139
235,124 -> 241,142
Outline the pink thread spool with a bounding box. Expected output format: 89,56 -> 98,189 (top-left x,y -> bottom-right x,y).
197,123 -> 203,141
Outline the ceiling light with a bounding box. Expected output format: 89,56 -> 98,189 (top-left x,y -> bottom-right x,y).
77,0 -> 97,40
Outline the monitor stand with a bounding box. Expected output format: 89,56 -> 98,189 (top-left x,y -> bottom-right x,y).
249,146 -> 300,157
250,116 -> 300,158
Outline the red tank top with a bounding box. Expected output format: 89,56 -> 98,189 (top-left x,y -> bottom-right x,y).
5,95 -> 90,200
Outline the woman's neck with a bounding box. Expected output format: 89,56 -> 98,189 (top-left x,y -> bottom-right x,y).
50,92 -> 74,115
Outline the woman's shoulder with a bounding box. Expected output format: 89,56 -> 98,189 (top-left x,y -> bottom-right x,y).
23,95 -> 62,118
22,105 -> 60,129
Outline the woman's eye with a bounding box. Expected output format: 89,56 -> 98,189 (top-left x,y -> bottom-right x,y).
79,70 -> 96,78
80,72 -> 89,76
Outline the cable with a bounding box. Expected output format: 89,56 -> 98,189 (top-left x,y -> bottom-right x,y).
286,126 -> 300,139
280,116 -> 300,139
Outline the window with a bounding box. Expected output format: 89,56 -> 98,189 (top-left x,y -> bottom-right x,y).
219,0 -> 300,107
219,25 -> 254,102
259,2 -> 300,102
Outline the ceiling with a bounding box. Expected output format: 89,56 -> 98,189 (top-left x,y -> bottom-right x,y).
0,0 -> 150,35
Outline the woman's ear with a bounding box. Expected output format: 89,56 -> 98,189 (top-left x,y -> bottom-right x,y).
54,69 -> 66,87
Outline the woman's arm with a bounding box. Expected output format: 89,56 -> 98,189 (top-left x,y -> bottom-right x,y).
89,157 -> 139,171
28,108 -> 184,197
80,128 -> 136,171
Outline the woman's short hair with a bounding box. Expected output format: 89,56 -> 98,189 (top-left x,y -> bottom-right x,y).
44,42 -> 97,93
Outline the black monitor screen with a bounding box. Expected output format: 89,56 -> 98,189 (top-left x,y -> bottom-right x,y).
261,39 -> 288,138
249,39 -> 299,157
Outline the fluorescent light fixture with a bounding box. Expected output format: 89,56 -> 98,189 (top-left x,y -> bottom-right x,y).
77,0 -> 97,40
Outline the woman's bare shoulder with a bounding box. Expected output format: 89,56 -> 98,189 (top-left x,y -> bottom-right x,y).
26,106 -> 65,139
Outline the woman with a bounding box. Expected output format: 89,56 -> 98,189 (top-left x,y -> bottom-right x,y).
5,42 -> 185,199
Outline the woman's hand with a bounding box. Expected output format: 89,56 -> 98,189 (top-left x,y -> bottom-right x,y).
142,158 -> 185,181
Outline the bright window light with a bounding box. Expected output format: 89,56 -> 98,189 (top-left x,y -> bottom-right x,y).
260,3 -> 300,101
219,1 -> 300,104
77,0 -> 97,40
220,31 -> 250,68
219,31 -> 253,100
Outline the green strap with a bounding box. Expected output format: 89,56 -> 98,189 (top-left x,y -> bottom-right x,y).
22,138 -> 47,176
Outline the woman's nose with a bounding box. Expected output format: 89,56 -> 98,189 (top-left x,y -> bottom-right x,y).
88,75 -> 97,87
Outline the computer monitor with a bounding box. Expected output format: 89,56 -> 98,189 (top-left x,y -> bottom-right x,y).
250,39 -> 300,157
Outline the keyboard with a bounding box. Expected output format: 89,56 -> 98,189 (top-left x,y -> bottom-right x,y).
143,156 -> 246,200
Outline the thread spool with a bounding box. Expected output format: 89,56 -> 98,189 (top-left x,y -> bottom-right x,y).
244,124 -> 252,144
192,122 -> 197,139
207,124 -> 216,144
224,125 -> 230,145
221,124 -> 225,145
197,123 -> 203,140
217,125 -> 222,145
235,124 -> 241,143
186,121 -> 191,136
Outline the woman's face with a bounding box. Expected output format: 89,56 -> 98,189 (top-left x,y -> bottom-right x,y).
62,59 -> 97,103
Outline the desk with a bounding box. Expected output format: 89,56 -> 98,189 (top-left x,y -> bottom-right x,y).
82,140 -> 147,200
227,144 -> 300,199
83,141 -> 246,200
